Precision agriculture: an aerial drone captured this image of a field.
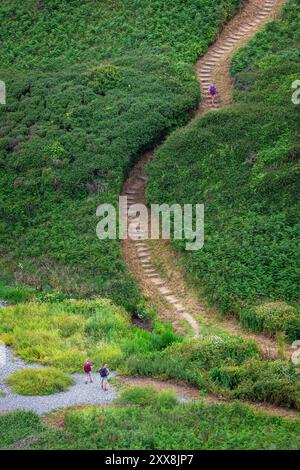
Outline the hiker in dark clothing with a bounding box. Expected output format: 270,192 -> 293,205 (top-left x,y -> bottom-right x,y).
99,363 -> 110,391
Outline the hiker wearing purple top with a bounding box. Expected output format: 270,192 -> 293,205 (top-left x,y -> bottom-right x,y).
209,84 -> 217,105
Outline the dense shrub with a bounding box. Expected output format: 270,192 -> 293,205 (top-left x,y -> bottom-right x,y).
125,334 -> 300,410
81,65 -> 122,95
6,368 -> 74,396
147,0 -> 300,325
211,360 -> 300,410
125,334 -> 259,388
239,302 -> 300,341
0,1 -> 242,71
26,388 -> 300,450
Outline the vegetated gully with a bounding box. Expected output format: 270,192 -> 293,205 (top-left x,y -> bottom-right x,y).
121,0 -> 290,356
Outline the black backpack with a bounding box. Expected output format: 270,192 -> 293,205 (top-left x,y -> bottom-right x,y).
99,367 -> 108,377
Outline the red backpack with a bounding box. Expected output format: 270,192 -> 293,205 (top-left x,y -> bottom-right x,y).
84,361 -> 91,373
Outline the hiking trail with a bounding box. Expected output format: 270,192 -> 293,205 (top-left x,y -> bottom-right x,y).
121,0 -> 290,358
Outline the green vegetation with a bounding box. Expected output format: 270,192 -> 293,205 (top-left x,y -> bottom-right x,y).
0,0 -> 241,308
0,298 -> 180,373
2,388 -> 300,450
147,0 -> 300,334
6,368 -> 74,396
124,335 -> 300,410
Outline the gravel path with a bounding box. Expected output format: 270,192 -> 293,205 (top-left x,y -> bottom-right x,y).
0,348 -> 192,414
0,347 -> 117,415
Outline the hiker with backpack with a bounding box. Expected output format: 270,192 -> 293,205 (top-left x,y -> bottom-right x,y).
83,359 -> 93,384
99,363 -> 110,391
209,83 -> 217,105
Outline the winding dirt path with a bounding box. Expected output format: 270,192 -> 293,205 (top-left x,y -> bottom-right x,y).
121,0 -> 290,356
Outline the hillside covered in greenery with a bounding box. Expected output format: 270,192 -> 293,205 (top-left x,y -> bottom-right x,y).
147,0 -> 300,335
0,293 -> 299,449
0,0 -> 241,309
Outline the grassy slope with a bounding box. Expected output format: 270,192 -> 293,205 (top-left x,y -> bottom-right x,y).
2,388 -> 300,450
147,0 -> 300,326
0,0 -> 241,309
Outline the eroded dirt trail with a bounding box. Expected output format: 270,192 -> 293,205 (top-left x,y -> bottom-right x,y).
121,0 -> 290,355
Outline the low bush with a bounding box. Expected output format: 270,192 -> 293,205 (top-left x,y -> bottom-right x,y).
28,388 -> 300,450
6,368 -> 74,396
211,360 -> 300,410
